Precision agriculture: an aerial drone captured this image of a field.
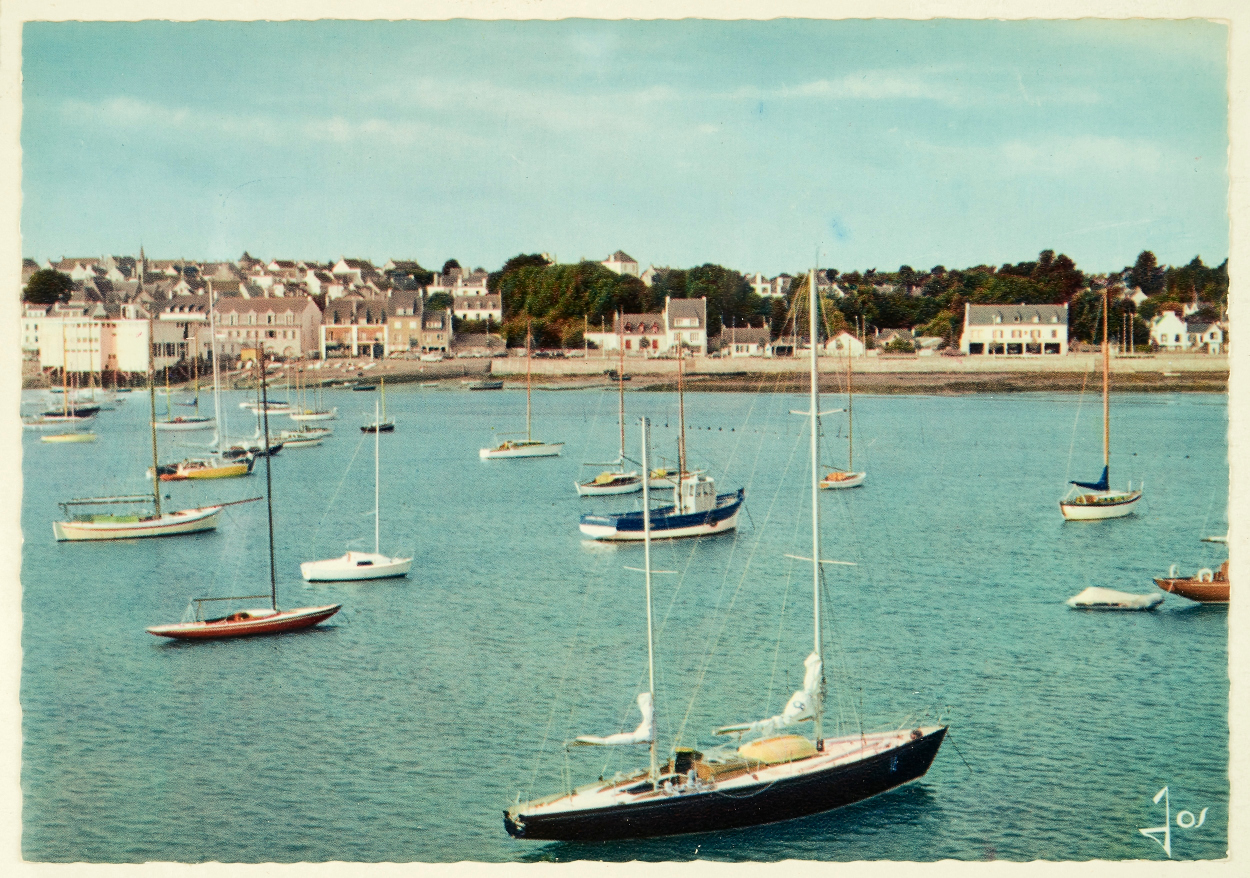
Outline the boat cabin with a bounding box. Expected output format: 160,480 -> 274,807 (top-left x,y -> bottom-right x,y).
676,474 -> 717,514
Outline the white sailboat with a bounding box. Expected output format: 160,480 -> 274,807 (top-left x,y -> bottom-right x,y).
480,324 -> 564,459
576,313 -> 642,496
1059,285 -> 1142,520
301,400 -> 413,581
820,351 -> 865,489
53,327 -> 240,541
507,270 -> 946,841
289,365 -> 338,421
150,300 -> 252,480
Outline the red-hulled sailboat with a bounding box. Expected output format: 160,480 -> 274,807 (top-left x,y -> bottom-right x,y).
147,347 -> 340,640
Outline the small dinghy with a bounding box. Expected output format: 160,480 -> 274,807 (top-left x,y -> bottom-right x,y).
1066,587 -> 1163,611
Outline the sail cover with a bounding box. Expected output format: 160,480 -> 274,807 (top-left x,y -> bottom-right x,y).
1071,466 -> 1109,491
570,692 -> 654,747
715,652 -> 823,737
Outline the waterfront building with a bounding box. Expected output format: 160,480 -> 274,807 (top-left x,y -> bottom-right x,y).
384,292 -> 424,354
22,301 -> 182,376
584,297 -> 708,355
215,295 -> 321,359
1186,320 -> 1224,353
452,294 -> 502,323
319,294 -> 387,358
959,303 -> 1068,355
602,250 -> 640,277
722,326 -> 773,357
421,307 -> 453,355
1149,310 -> 1188,351
427,266 -> 490,297
825,331 -> 866,357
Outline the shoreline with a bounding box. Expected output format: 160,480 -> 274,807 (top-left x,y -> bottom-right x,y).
23,354 -> 1228,395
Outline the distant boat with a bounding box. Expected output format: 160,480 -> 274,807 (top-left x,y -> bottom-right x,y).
1060,286 -> 1141,520
152,454 -> 255,481
1066,587 -> 1163,611
360,376 -> 395,432
480,324 -> 563,459
350,383 -> 376,391
820,353 -> 865,490
147,349 -> 341,640
275,426 -> 329,448
468,379 -> 504,391
289,365 -> 337,420
302,400 -> 412,582
1154,560 -> 1229,604
577,316 -> 642,496
579,346 -> 740,540
42,432 -> 97,444
152,415 -> 215,432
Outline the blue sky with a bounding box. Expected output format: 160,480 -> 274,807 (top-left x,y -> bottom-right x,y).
21,18 -> 1229,276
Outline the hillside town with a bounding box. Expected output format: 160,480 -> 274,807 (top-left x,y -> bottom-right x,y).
20,248 -> 1229,385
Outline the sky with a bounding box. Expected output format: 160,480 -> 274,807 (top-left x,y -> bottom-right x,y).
19,18 -> 1230,276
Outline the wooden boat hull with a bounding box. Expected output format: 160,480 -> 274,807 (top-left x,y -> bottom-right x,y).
575,473 -> 643,496
152,418 -> 216,431
146,604 -> 342,639
1154,577 -> 1229,604
820,471 -> 866,490
158,458 -> 254,481
505,726 -> 946,841
53,506 -> 221,541
579,489 -> 744,541
361,422 -> 396,433
480,442 -> 564,459
301,551 -> 413,581
1059,491 -> 1141,520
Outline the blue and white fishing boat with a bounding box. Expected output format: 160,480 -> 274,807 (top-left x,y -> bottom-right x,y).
579,348 -> 743,540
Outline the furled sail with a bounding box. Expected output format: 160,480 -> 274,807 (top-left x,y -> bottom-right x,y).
714,652 -> 823,737
1071,465 -> 1109,491
569,692 -> 654,747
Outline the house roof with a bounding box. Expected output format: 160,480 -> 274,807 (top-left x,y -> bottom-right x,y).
724,327 -> 771,345
453,294 -> 501,307
215,295 -> 319,314
666,297 -> 706,330
965,304 -> 1067,326
1186,321 -> 1218,334
612,313 -> 664,333
606,250 -> 636,263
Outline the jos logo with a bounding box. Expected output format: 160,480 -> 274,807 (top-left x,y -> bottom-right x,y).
1139,786 -> 1209,858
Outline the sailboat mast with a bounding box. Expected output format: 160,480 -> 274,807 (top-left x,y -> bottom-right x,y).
208,283 -> 224,452
807,269 -> 823,746
847,353 -> 853,471
618,311 -> 626,460
525,321 -> 533,442
147,316 -> 161,517
676,344 -> 686,480
1102,286 -> 1110,478
640,416 -> 658,788
374,399 -> 381,554
259,348 -> 277,611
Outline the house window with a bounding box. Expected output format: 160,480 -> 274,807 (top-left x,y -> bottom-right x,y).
1011,330 -> 1021,339
993,330 -> 1002,339
625,339 -> 632,350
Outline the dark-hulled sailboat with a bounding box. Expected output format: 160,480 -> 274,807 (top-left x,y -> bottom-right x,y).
504,271 -> 946,842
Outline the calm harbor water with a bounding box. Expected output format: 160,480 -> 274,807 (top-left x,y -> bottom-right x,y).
21,384 -> 1228,862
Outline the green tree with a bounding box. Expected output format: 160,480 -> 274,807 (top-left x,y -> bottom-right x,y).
441,258 -> 461,276
24,269 -> 73,304
1129,250 -> 1165,295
